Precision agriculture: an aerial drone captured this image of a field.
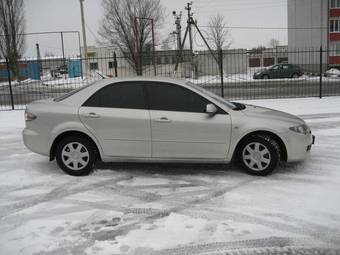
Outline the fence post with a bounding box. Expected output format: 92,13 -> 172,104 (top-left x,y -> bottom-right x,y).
219,49 -> 224,98
5,58 -> 15,110
319,46 -> 323,99
113,51 -> 118,77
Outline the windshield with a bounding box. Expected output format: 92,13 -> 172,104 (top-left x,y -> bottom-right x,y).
185,81 -> 236,109
53,81 -> 96,102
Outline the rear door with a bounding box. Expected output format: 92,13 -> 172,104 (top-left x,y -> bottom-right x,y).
145,82 -> 231,159
79,82 -> 151,158
282,64 -> 292,78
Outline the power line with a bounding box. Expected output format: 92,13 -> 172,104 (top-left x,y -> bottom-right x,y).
155,23 -> 327,31
85,22 -> 100,42
195,3 -> 286,13
196,25 -> 328,30
0,31 -> 80,36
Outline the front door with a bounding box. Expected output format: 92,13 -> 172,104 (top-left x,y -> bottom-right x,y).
270,64 -> 282,79
145,82 -> 231,159
79,81 -> 151,158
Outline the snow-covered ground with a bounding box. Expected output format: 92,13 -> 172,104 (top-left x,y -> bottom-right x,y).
1,97 -> 340,254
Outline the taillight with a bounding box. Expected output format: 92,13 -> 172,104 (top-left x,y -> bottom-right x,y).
25,111 -> 37,121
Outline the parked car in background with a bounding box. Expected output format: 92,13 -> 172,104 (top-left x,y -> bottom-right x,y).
23,77 -> 314,176
253,64 -> 303,79
324,68 -> 340,78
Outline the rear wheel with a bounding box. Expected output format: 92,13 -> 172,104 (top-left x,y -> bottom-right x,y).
238,135 -> 280,176
56,136 -> 96,176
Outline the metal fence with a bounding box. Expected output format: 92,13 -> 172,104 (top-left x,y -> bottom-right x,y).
1,47 -> 340,110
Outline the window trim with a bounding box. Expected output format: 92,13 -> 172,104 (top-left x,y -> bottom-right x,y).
82,80 -> 227,114
329,42 -> 340,56
330,19 -> 340,33
330,0 -> 340,9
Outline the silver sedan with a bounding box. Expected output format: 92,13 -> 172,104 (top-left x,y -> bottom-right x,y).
23,77 -> 314,176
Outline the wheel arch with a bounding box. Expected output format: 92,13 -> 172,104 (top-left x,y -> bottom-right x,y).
49,130 -> 102,161
233,130 -> 287,162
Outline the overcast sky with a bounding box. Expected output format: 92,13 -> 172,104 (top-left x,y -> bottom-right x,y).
24,0 -> 287,57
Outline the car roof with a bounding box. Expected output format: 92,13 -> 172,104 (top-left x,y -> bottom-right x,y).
99,76 -> 188,86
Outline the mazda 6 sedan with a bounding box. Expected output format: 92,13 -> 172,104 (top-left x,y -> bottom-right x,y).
23,77 -> 314,176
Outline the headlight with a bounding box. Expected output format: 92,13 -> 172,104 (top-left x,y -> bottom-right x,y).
289,124 -> 310,135
25,111 -> 37,121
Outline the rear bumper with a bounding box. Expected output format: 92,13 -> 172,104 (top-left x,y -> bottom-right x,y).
22,128 -> 49,156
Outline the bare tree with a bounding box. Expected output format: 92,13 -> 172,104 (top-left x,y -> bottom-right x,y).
207,13 -> 232,51
99,0 -> 164,75
268,38 -> 280,48
0,0 -> 25,80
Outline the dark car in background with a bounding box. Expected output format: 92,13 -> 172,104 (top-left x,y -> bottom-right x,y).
253,64 -> 303,79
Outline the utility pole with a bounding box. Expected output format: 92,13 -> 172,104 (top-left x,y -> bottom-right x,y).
172,11 -> 182,50
185,2 -> 195,78
60,32 -> 65,65
36,43 -> 41,78
79,0 -> 88,76
174,2 -> 219,77
35,43 -> 41,61
185,2 -> 193,55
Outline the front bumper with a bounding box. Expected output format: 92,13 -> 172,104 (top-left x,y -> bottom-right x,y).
285,131 -> 314,162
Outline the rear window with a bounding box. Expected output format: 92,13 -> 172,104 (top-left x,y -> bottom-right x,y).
54,82 -> 96,102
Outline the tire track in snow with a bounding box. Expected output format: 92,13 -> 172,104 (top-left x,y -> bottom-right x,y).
0,175 -> 132,220
182,207 -> 340,247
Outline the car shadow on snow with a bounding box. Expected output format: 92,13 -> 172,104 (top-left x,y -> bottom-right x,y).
94,161 -> 240,177
93,161 -> 302,177
32,158 -> 303,178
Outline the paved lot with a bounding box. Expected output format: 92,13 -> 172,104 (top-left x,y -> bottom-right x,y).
0,109 -> 340,254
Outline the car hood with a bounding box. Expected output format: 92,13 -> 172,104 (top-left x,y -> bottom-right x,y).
242,104 -> 304,125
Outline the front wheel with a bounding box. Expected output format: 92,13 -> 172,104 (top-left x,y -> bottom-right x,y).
262,74 -> 269,79
238,136 -> 280,176
292,73 -> 300,78
56,136 -> 96,176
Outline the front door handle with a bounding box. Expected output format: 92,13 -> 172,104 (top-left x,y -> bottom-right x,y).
83,112 -> 100,118
154,117 -> 172,123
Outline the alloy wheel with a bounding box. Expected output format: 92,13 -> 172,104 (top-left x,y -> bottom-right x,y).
242,142 -> 271,171
61,142 -> 90,171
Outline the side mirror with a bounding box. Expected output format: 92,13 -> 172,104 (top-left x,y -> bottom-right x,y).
206,104 -> 217,115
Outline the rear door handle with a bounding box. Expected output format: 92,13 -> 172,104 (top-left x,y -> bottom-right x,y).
83,112 -> 100,118
154,117 -> 171,123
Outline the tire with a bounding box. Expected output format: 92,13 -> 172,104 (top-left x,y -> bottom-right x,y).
292,73 -> 299,78
238,135 -> 280,176
262,74 -> 269,79
56,136 -> 96,176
